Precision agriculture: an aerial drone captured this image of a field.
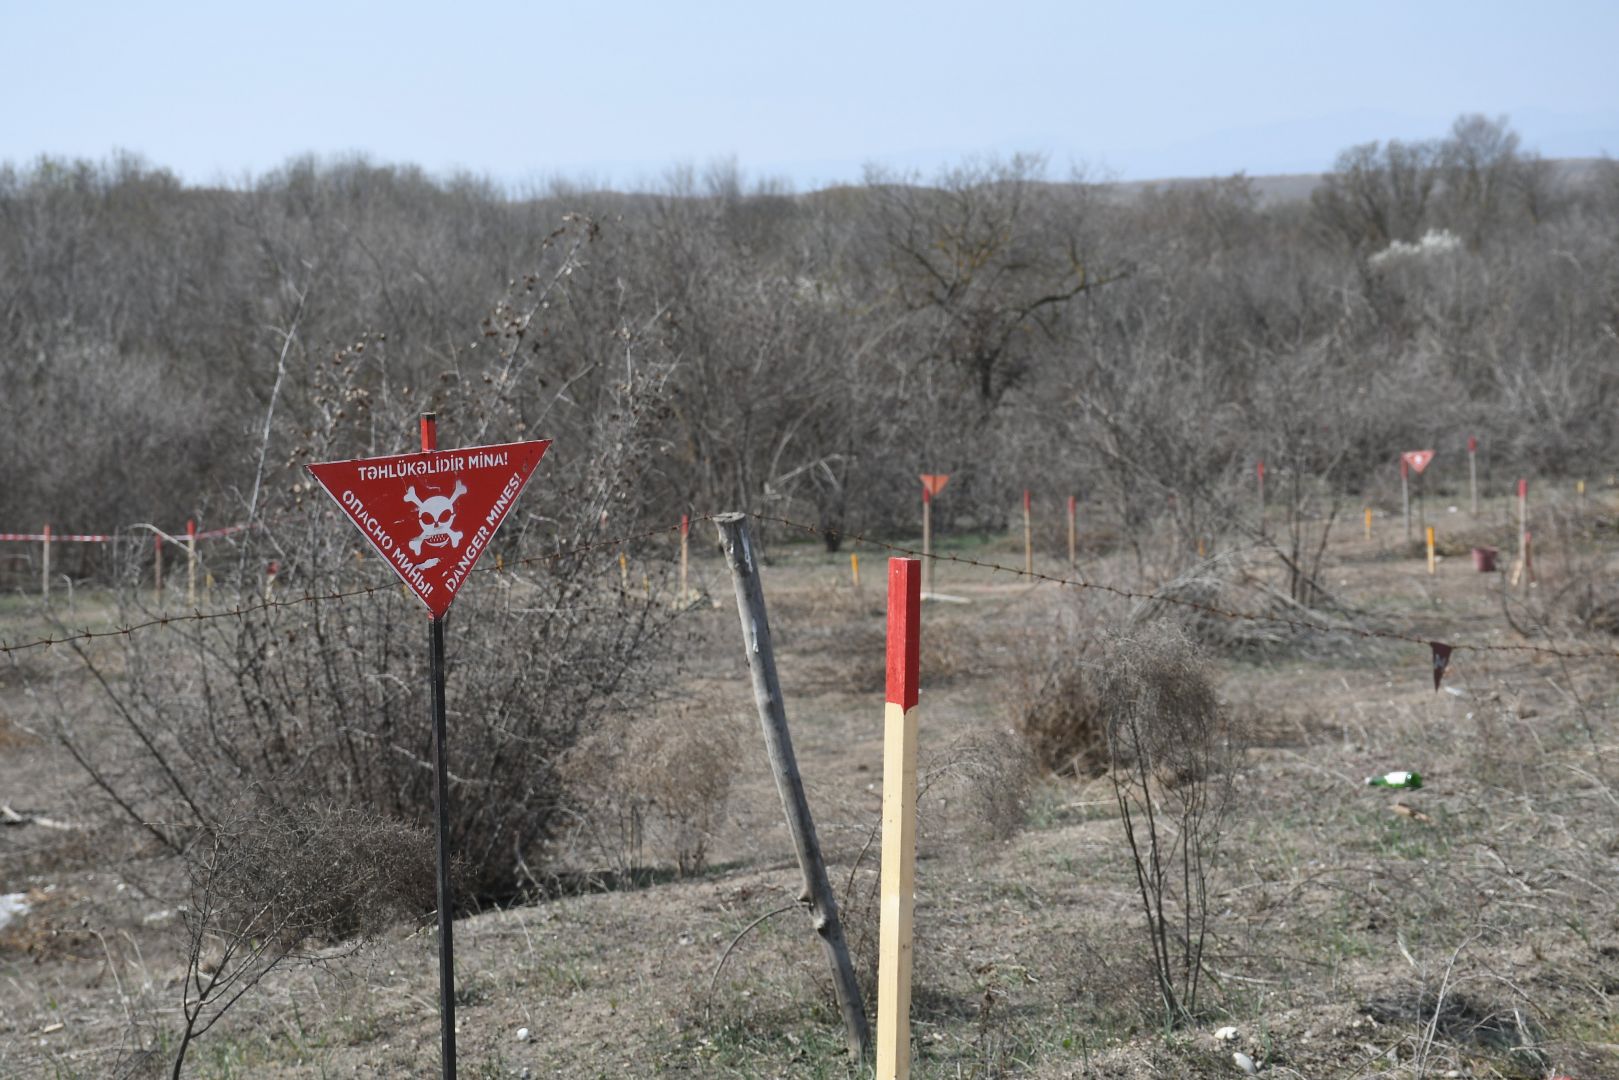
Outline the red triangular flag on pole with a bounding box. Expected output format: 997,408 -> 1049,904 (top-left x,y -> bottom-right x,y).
1431,641 -> 1453,691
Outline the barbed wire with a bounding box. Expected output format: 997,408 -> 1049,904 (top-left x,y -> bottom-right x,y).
747,512 -> 1619,664
0,520 -> 689,656
2,509 -> 1614,665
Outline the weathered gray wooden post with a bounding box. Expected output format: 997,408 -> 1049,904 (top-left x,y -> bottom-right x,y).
714,513 -> 870,1062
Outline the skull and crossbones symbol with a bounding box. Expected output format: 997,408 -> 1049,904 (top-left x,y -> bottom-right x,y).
404,479 -> 467,559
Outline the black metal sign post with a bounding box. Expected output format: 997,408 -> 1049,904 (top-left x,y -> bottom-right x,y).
421,412 -> 457,1080
429,612 -> 456,1078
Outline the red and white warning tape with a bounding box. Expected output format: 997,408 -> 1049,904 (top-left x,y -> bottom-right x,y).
0,532 -> 114,542
0,524 -> 253,543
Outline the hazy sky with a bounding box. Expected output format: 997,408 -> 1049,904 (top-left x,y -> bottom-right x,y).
5,0 -> 1616,190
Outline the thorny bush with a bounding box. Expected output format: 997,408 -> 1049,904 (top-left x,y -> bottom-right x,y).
58,216 -> 687,901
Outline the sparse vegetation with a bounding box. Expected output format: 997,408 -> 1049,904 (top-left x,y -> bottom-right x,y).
3,114 -> 1619,1077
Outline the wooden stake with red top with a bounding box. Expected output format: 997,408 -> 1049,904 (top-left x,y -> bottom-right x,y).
1022,490 -> 1032,575
1401,457 -> 1412,542
41,523 -> 51,599
1467,435 -> 1478,514
679,513 -> 690,600
1067,494 -> 1077,568
1517,478 -> 1529,588
877,558 -> 921,1080
186,519 -> 198,608
918,475 -> 948,596
921,486 -> 933,596
1256,460 -> 1266,537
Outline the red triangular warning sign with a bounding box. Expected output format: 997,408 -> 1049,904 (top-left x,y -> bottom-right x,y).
920,474 -> 950,500
1431,641 -> 1453,691
307,439 -> 550,618
1402,450 -> 1435,475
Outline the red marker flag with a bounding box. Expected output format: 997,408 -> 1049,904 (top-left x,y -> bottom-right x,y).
1431,641 -> 1453,691
1467,435 -> 1477,454
307,439 -> 550,618
919,474 -> 950,500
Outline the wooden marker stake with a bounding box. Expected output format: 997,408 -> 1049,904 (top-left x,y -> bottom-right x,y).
714,514 -> 870,1060
186,519 -> 198,608
1067,494 -> 1077,568
619,550 -> 629,591
1467,436 -> 1478,514
41,523 -> 51,600
1517,478 -> 1528,588
877,558 -> 921,1080
1426,526 -> 1436,575
679,514 -> 690,600
851,553 -> 861,591
1364,506 -> 1373,542
921,488 -> 933,596
1256,460 -> 1266,537
154,535 -> 164,594
1022,490 -> 1032,576
1401,459 -> 1412,542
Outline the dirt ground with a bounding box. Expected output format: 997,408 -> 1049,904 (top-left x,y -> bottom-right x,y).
4,495 -> 1619,1078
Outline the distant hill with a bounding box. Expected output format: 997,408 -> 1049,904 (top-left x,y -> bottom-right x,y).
1103,157 -> 1610,205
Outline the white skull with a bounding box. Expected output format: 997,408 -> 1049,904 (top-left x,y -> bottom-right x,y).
404,479 -> 468,556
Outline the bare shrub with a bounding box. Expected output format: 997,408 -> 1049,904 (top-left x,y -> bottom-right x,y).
1014,629 -> 1107,778
1135,561 -> 1364,660
57,216 -> 684,902
1096,623 -> 1236,1026
920,729 -> 1034,845
170,805 -> 435,1077
561,705 -> 740,879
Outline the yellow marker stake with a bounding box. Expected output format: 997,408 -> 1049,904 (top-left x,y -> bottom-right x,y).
619,551 -> 628,590
851,552 -> 860,590
1426,526 -> 1436,575
878,558 -> 920,1080
1364,507 -> 1373,541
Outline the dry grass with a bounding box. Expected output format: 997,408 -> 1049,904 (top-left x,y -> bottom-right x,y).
5,517 -> 1619,1078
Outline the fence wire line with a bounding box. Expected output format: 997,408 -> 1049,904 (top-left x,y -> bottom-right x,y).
748,512 -> 1619,664
0,510 -> 1613,665
0,520 -> 689,655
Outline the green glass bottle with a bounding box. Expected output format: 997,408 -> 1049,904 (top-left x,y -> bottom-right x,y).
1365,770 -> 1422,790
